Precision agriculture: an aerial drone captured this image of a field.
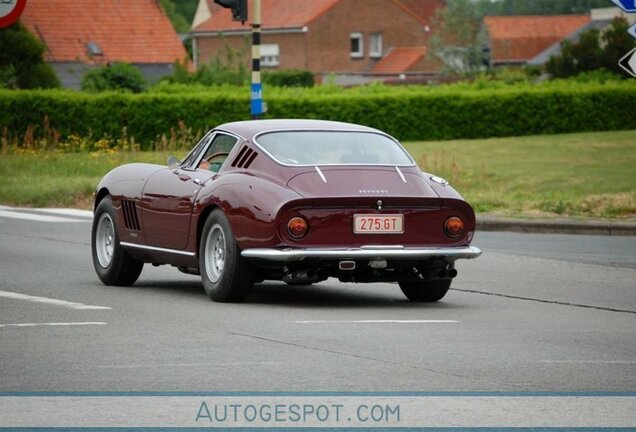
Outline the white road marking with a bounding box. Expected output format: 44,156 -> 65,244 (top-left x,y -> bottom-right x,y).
541,360 -> 636,364
28,208 -> 93,218
0,290 -> 111,310
0,210 -> 89,223
294,319 -> 460,323
0,210 -> 79,223
96,361 -> 284,369
0,322 -> 107,328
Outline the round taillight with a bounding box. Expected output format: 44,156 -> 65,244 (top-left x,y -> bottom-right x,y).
287,216 -> 309,239
444,216 -> 465,238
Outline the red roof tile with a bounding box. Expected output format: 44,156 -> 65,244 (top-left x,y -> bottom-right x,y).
394,0 -> 445,25
193,0 -> 340,32
21,0 -> 188,64
372,46 -> 427,74
484,15 -> 590,62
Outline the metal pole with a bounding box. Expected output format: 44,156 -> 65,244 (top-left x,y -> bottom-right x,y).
250,0 -> 262,119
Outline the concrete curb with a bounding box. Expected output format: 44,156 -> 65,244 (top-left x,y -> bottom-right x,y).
477,215 -> 636,236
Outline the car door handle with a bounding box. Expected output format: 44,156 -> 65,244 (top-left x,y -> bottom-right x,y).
193,178 -> 203,186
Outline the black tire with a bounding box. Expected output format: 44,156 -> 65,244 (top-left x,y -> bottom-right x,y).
398,279 -> 451,302
199,209 -> 254,302
91,196 -> 143,286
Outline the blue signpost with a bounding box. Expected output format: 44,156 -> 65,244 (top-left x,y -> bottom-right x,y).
612,0 -> 636,12
628,22 -> 636,39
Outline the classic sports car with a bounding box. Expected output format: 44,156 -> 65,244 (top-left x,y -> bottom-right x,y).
91,119 -> 481,302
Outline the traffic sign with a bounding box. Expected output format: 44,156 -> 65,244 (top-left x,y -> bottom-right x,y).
0,0 -> 27,28
619,48 -> 636,77
612,0 -> 636,13
629,22 -> 636,39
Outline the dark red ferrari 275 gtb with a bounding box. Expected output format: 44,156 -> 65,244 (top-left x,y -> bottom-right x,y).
91,120 -> 481,302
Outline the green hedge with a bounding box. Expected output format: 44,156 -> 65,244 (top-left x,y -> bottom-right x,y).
263,70 -> 315,87
1,81 -> 635,149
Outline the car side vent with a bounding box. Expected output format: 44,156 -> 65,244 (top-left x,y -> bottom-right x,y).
231,146 -> 258,169
122,199 -> 141,231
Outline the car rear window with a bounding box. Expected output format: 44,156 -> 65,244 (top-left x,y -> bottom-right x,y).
254,131 -> 414,166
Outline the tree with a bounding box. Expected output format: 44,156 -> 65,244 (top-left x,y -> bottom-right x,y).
0,22 -> 59,89
601,17 -> 636,76
81,63 -> 147,93
547,18 -> 636,78
162,37 -> 250,86
477,0 -> 610,16
429,0 -> 489,77
158,0 -> 191,33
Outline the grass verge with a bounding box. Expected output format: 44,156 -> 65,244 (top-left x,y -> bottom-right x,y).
0,151 -> 185,209
404,130 -> 636,219
0,130 -> 634,219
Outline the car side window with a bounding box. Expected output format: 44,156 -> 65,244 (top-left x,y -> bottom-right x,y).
197,133 -> 239,173
180,132 -> 213,169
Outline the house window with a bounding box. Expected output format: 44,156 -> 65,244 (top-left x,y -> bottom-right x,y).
261,44 -> 280,67
350,32 -> 363,58
369,33 -> 383,58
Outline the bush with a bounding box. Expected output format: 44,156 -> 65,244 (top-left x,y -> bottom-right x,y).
161,40 -> 250,86
547,18 -> 636,78
0,22 -> 60,89
81,63 -> 147,93
1,80 -> 635,150
263,70 -> 315,87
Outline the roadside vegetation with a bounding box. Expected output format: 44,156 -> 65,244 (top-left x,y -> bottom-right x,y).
2,0 -> 634,221
1,130 -> 634,220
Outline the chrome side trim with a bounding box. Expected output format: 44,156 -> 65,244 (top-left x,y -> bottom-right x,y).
241,246 -> 482,262
120,242 -> 196,257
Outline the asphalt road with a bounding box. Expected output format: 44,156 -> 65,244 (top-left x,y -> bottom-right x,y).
1,207 -> 635,392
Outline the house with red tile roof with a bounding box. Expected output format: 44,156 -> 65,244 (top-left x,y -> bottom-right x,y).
190,0 -> 445,84
527,7 -> 636,67
483,14 -> 591,66
21,0 -> 188,88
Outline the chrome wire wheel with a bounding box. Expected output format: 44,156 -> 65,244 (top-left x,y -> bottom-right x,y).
204,224 -> 226,283
95,212 -> 115,268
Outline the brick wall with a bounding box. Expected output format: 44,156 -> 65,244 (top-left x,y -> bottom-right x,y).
194,0 -> 443,74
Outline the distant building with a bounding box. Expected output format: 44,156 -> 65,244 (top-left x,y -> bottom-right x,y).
190,0 -> 445,85
528,7 -> 636,67
483,14 -> 591,67
21,0 -> 188,89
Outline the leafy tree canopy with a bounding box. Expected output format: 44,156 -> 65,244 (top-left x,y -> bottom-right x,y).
81,62 -> 147,93
159,0 -> 198,33
429,0 -> 489,77
476,0 -> 611,16
547,17 -> 636,78
0,22 -> 60,89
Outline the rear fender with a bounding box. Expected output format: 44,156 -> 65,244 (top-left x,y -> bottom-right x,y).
192,174 -> 302,252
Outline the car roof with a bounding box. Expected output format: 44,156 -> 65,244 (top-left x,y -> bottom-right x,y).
216,119 -> 384,141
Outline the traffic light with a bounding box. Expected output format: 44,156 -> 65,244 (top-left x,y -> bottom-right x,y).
214,0 -> 248,23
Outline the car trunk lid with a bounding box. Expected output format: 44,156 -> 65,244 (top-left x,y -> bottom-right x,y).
286,166 -> 439,200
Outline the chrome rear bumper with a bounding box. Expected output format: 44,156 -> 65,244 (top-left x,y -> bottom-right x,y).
241,245 -> 482,262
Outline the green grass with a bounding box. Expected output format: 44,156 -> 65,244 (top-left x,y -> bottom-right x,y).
403,130 -> 636,219
1,130 -> 634,219
0,151 -> 185,209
